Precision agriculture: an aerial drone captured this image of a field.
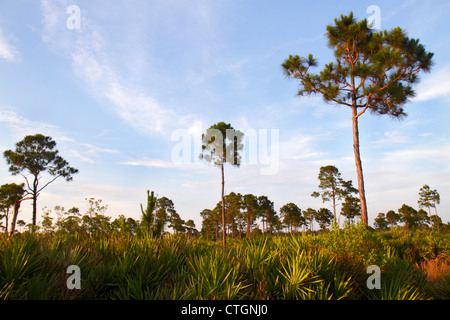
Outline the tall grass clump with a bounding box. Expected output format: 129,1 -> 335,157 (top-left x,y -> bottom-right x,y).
185,247 -> 249,299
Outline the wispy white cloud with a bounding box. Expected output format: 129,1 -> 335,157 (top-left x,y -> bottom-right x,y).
379,144 -> 450,168
0,109 -> 63,139
39,0 -> 195,136
185,56 -> 250,89
120,158 -> 205,170
0,28 -> 20,62
373,130 -> 410,146
363,141 -> 450,220
414,64 -> 450,102
0,109 -> 118,163
279,131 -> 325,160
366,142 -> 450,198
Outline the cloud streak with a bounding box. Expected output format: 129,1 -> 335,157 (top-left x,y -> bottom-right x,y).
39,0 -> 193,136
0,109 -> 118,164
414,64 -> 450,102
0,28 -> 20,62
120,158 -> 205,170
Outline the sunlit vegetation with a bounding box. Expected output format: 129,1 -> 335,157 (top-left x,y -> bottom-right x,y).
0,224 -> 449,300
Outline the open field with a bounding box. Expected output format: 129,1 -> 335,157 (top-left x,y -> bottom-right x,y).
1,224 -> 449,300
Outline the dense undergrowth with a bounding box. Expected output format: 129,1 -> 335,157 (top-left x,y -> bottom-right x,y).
1,224 -> 449,300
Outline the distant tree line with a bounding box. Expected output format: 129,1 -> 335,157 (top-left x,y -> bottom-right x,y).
198,165 -> 445,239
139,189 -> 197,237
0,133 -> 445,239
0,134 -> 198,237
374,184 -> 443,232
0,195 -> 198,238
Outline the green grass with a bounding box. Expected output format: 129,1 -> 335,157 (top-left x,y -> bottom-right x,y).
1,226 -> 450,300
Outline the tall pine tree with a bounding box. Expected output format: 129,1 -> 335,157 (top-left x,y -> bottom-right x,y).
282,12 -> 433,226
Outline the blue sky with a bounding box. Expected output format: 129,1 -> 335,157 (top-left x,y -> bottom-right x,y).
0,0 -> 449,229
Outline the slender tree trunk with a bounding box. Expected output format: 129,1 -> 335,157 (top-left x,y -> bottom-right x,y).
32,192 -> 37,230
221,163 -> 226,249
31,175 -> 39,231
10,197 -> 32,236
351,106 -> 368,226
434,206 -> 440,233
262,214 -> 266,234
238,219 -> 242,239
10,203 -> 20,236
246,212 -> 251,238
428,207 -> 434,231
4,208 -> 9,234
332,186 -> 336,221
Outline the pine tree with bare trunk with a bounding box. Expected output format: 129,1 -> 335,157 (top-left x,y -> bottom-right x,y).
282,12 -> 433,226
200,122 -> 243,249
